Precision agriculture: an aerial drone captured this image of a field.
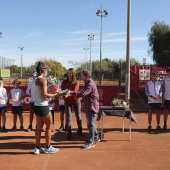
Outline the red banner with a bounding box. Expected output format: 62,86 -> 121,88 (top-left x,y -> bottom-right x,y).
130,66 -> 167,90
5,86 -> 118,111
5,65 -> 168,111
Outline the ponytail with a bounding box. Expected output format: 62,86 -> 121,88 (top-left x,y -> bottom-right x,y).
36,61 -> 48,76
36,62 -> 42,76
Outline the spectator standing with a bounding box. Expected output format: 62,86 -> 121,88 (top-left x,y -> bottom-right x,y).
26,71 -> 37,131
162,67 -> 170,131
67,70 -> 100,149
145,71 -> 162,131
61,68 -> 83,140
0,78 -> 8,131
8,79 -> 25,130
58,73 -> 67,132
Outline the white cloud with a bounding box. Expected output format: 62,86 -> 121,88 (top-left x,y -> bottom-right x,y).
103,32 -> 126,38
131,36 -> 147,41
20,31 -> 44,39
102,35 -> 147,43
71,30 -> 92,34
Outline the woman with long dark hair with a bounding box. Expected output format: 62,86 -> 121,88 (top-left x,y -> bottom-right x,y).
61,68 -> 83,140
33,61 -> 60,154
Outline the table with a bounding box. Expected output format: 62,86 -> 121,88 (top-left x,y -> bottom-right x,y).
97,106 -> 137,141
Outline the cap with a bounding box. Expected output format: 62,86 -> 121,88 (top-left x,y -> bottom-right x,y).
33,71 -> 37,77
151,70 -> 158,75
166,67 -> 170,72
41,65 -> 48,70
41,65 -> 51,71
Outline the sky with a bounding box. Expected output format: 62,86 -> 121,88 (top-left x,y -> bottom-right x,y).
0,0 -> 170,69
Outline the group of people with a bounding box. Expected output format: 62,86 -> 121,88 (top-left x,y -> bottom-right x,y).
0,61 -> 100,154
145,67 -> 170,131
0,78 -> 25,131
1,63 -> 170,153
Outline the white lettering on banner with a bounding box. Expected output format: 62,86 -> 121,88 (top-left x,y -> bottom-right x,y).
98,89 -> 103,100
24,97 -> 31,104
156,71 -> 167,81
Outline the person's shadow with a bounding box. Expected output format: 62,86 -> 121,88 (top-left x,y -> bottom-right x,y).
0,135 -> 36,155
51,128 -> 89,149
97,127 -> 170,139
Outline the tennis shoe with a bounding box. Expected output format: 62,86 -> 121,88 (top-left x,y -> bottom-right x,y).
44,145 -> 59,154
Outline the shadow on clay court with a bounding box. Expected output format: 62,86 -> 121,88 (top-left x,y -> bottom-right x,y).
51,128 -> 96,149
0,141 -> 35,155
52,128 -> 89,142
101,127 -> 170,136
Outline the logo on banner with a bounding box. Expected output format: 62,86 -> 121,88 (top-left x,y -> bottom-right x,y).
139,69 -> 150,80
139,69 -> 150,88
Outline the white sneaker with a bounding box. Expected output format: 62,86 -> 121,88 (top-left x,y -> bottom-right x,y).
44,145 -> 59,154
34,147 -> 44,154
94,137 -> 101,143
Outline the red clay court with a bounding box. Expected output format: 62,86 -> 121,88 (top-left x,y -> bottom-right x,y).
0,111 -> 170,170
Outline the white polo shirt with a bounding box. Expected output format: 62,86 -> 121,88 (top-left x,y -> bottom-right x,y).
163,77 -> 170,100
0,87 -> 7,107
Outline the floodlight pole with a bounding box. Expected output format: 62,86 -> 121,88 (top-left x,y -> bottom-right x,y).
125,0 -> 131,105
88,33 -> 94,74
0,32 -> 2,68
96,4 -> 108,85
83,48 -> 89,69
18,46 -> 24,79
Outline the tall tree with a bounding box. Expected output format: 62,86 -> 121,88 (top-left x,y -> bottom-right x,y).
7,65 -> 20,73
35,57 -> 66,76
68,60 -> 81,69
148,21 -> 170,66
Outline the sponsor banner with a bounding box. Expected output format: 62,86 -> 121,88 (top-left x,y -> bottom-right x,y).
5,86 -> 119,111
130,66 -> 168,90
